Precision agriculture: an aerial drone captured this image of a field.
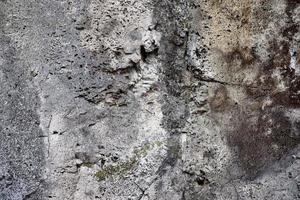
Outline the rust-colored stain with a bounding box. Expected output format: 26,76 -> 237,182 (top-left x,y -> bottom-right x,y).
209,86 -> 229,112
227,109 -> 299,178
221,46 -> 257,72
203,0 -> 300,179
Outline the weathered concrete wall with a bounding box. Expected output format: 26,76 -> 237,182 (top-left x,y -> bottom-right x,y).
1,0 -> 300,199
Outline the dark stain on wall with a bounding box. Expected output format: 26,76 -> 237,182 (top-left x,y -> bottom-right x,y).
284,0 -> 300,40
209,85 -> 230,112
208,0 -> 300,180
224,39 -> 300,179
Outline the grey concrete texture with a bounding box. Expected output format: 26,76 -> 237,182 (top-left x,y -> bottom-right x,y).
1,0 -> 300,199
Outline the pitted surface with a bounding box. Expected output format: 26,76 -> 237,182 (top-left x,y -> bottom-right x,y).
1,0 -> 300,199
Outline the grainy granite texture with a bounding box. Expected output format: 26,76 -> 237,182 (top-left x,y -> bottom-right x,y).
1,0 -> 300,199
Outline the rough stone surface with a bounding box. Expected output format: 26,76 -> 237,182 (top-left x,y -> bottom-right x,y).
1,0 -> 300,199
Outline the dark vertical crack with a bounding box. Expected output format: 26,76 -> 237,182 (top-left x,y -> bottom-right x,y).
153,0 -> 191,175
151,2 -> 193,199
